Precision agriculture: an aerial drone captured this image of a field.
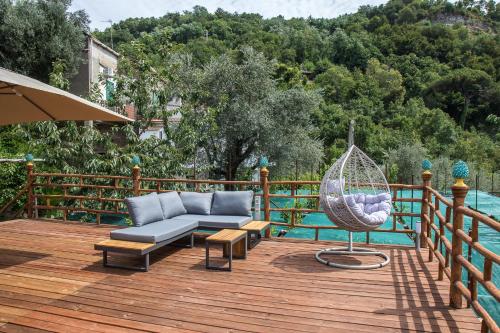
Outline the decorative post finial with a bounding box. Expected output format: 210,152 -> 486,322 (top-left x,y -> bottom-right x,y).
452,160 -> 469,187
25,153 -> 34,166
259,156 -> 269,171
131,155 -> 141,169
422,159 -> 432,174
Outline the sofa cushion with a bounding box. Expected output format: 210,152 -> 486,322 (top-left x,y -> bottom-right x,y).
211,191 -> 253,216
180,192 -> 213,215
171,214 -> 252,229
125,192 -> 164,227
110,219 -> 198,243
158,192 -> 187,219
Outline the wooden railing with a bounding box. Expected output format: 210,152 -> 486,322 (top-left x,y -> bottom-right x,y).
27,170 -> 260,224
267,180 -> 419,241
24,165 -> 419,241
422,174 -> 500,333
12,162 -> 500,332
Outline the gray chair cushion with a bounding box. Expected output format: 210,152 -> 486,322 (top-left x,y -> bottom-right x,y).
125,192 -> 164,227
211,191 -> 253,216
172,214 -> 252,229
180,192 -> 213,215
158,192 -> 187,219
110,219 -> 198,243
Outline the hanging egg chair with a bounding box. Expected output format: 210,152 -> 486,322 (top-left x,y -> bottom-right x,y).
315,120 -> 391,269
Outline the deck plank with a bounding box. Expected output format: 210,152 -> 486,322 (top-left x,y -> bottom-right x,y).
0,219 -> 481,332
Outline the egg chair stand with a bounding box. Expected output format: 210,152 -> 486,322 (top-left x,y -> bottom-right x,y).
315,120 -> 391,270
315,232 -> 390,269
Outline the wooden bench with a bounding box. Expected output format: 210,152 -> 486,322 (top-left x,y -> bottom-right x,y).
205,229 -> 247,271
241,221 -> 271,249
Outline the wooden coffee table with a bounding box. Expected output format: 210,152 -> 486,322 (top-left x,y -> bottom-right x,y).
206,229 -> 247,271
241,221 -> 271,249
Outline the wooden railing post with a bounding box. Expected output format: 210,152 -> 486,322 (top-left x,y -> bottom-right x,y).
131,155 -> 141,196
450,160 -> 470,309
290,184 -> 296,227
261,167 -> 270,237
420,160 -> 433,249
259,156 -> 271,238
26,158 -> 34,219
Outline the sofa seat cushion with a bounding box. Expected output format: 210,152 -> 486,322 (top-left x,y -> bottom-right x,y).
110,219 -> 198,243
211,191 -> 253,216
171,214 -> 252,229
125,192 -> 164,227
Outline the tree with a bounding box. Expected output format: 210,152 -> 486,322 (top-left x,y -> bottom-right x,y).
365,58 -> 405,106
19,38 -> 194,179
328,29 -> 371,69
425,68 -> 494,128
182,47 -> 323,179
0,0 -> 88,81
397,6 -> 417,24
387,142 -> 427,183
315,65 -> 355,103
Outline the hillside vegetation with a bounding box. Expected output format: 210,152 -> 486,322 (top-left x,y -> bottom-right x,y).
93,0 -> 499,180
0,0 -> 498,192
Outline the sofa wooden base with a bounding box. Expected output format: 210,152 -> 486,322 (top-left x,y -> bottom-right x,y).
95,231 -> 194,271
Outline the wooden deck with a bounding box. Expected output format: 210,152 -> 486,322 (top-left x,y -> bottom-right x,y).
0,219 -> 481,333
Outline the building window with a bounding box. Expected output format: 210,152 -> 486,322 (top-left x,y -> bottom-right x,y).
99,65 -> 115,102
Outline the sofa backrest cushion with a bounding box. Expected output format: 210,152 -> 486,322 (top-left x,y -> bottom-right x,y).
180,192 -> 213,215
211,191 -> 253,216
158,191 -> 187,219
125,192 -> 164,227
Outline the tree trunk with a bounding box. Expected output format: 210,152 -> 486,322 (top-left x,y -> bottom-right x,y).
460,96 -> 470,129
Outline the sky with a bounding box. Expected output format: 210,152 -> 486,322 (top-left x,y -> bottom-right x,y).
70,0 -> 388,31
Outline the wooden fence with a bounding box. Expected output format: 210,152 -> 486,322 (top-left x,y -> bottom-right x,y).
1,162 -> 498,332
21,165 -> 420,240
421,173 -> 499,333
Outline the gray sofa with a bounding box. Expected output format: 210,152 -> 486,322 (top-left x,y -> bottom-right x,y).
110,190 -> 254,244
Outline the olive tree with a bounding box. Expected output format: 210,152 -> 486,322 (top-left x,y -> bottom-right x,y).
182,47 -> 323,180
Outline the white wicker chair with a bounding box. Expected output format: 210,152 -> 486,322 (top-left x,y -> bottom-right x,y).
315,122 -> 391,269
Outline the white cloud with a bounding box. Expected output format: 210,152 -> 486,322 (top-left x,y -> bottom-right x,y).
70,0 -> 388,30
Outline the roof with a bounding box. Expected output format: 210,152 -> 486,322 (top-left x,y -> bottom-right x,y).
86,32 -> 120,57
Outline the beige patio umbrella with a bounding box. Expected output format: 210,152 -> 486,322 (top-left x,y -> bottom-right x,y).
0,67 -> 132,125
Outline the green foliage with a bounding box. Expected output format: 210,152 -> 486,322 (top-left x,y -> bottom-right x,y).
18,36 -> 195,179
387,142 -> 427,183
0,0 -> 88,81
49,60 -> 70,90
425,68 -> 496,129
181,47 -> 323,179
1,0 -> 499,190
